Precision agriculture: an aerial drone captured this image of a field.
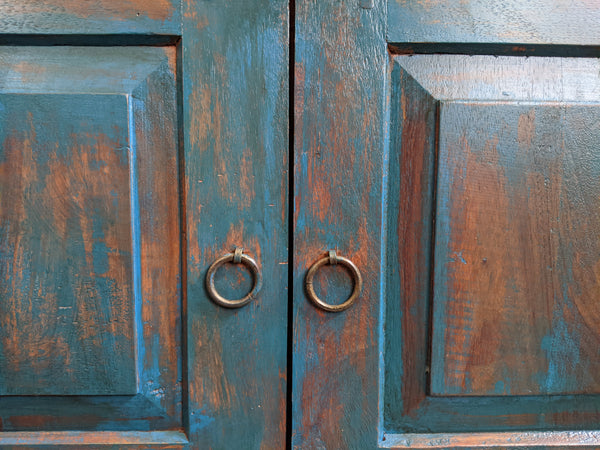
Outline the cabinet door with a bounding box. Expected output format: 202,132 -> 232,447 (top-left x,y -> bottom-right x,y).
0,1 -> 288,448
294,1 -> 600,448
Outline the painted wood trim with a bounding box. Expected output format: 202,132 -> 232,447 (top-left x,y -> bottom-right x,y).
183,0 -> 289,447
0,1 -> 181,35
382,431 -> 600,448
391,55 -> 600,103
0,431 -> 188,446
293,0 -> 387,447
0,46 -> 176,94
388,0 -> 600,45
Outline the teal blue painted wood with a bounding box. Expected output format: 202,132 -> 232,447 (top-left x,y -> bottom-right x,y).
183,0 -> 289,448
0,45 -> 183,440
383,55 -> 600,441
384,59 -> 438,435
0,0 -> 181,35
293,0 -> 387,447
388,0 -> 600,45
0,1 -> 288,446
0,93 -> 136,395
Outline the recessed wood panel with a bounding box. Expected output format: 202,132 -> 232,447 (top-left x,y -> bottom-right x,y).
0,94 -> 136,395
0,46 -> 181,433
385,54 -> 600,435
431,102 -> 600,396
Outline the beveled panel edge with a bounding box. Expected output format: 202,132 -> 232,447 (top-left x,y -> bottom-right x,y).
0,46 -> 174,94
393,55 -> 600,102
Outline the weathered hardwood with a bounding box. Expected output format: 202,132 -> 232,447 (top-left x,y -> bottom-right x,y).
183,0 -> 289,448
382,431 -> 600,448
0,46 -> 182,436
0,0 -> 180,35
0,430 -> 188,447
388,0 -> 600,45
384,53 -> 600,442
0,93 -> 136,395
433,101 -> 600,396
293,0 -> 387,447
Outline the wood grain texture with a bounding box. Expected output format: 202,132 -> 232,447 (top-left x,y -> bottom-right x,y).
432,102 -> 600,396
130,47 -> 182,423
389,55 -> 600,103
0,47 -> 175,94
0,394 -> 182,432
384,59 -> 438,427
0,0 -> 180,35
0,46 -> 182,436
293,0 -> 386,448
384,54 -> 600,440
383,430 -> 600,448
183,0 -> 289,448
0,430 -> 187,449
0,93 -> 136,395
388,0 -> 600,45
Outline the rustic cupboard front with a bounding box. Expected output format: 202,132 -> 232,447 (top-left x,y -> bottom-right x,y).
1,0 -> 600,449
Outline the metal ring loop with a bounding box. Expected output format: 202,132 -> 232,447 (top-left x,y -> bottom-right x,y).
305,250 -> 363,312
206,248 -> 262,308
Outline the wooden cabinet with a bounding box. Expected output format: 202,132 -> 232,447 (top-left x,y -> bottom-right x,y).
294,0 -> 600,448
2,1 -> 600,449
0,1 -> 288,448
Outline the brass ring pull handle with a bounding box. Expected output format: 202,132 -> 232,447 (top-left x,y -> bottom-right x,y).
206,247 -> 262,308
305,250 -> 363,312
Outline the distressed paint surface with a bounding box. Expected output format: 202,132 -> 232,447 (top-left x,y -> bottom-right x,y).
0,430 -> 188,447
293,0 -> 387,448
432,103 -> 600,396
0,94 -> 136,395
0,0 -> 180,35
183,0 -> 289,448
384,60 -> 438,428
382,430 -> 600,449
130,47 -> 182,424
388,0 -> 600,45
0,47 -> 176,95
0,46 -> 182,437
384,54 -> 600,442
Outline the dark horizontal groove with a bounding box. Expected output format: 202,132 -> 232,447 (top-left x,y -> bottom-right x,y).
388,42 -> 600,57
0,34 -> 180,46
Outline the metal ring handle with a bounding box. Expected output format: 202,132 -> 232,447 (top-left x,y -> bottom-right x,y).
206,247 -> 262,308
305,250 -> 363,312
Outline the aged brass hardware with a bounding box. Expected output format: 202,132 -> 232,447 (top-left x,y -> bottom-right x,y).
305,250 -> 363,312
206,247 -> 262,308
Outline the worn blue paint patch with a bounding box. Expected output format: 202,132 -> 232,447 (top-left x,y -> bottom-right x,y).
92,241 -> 111,275
189,411 -> 216,433
540,304 -> 581,393
494,380 -> 508,395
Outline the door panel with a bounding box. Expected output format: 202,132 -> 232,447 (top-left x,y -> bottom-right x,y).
0,92 -> 136,396
1,0 -> 289,448
181,0 -> 290,448
0,46 -> 183,446
293,0 -> 387,448
296,0 -> 600,448
384,54 -> 600,437
383,7 -> 600,450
